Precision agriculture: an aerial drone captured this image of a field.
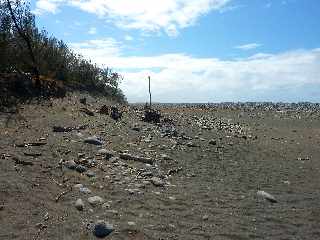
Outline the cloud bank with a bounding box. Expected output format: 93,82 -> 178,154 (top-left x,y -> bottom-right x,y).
34,0 -> 230,36
70,39 -> 320,102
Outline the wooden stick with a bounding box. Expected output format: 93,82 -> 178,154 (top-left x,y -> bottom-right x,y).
55,187 -> 72,202
148,76 -> 152,108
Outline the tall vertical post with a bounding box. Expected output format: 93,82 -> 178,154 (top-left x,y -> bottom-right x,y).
148,76 -> 152,108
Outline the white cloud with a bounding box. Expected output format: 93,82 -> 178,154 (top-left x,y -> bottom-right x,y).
235,43 -> 262,50
34,0 -> 231,36
124,35 -> 134,41
88,27 -> 97,35
70,39 -> 320,102
70,38 -> 121,64
33,0 -> 64,15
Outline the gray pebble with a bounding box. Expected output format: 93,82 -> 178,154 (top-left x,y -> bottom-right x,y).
86,171 -> 96,178
64,160 -> 77,170
75,198 -> 84,211
98,149 -> 115,159
150,177 -> 165,187
88,196 -> 104,206
79,187 -> 92,194
84,136 -> 103,145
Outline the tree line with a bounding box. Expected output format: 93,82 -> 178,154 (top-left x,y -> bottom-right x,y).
0,0 -> 126,102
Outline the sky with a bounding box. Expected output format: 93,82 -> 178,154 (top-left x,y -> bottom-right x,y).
29,0 -> 320,103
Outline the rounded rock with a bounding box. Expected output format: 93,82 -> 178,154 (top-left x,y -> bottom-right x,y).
88,196 -> 104,206
64,160 -> 77,170
93,221 -> 114,238
86,171 -> 96,178
79,187 -> 92,194
75,165 -> 87,173
75,198 -> 84,211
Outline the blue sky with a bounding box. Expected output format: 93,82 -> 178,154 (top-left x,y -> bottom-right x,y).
30,0 -> 320,102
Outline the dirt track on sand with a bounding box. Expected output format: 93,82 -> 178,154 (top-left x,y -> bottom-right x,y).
1,94 -> 320,240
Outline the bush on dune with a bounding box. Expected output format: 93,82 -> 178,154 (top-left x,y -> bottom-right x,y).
0,0 -> 126,104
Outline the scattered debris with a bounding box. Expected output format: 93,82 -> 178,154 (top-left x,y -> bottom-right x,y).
119,153 -> 153,164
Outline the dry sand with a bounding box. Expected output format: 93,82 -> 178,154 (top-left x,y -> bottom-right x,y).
1,94 -> 320,239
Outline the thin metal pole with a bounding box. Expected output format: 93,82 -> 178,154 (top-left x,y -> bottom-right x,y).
148,76 -> 152,108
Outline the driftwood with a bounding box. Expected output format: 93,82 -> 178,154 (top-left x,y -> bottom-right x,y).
80,107 -> 94,116
52,125 -> 87,132
13,157 -> 34,166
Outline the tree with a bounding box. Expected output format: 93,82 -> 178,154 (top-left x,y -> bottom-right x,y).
5,0 -> 40,87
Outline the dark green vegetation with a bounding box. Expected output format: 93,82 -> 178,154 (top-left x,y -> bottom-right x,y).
0,0 -> 126,106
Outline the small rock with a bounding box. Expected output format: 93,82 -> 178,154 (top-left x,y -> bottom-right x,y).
98,149 -> 115,160
75,165 -> 87,173
110,106 -> 122,121
86,171 -> 96,178
75,198 -> 84,211
84,136 -> 103,145
132,126 -> 141,131
80,97 -> 86,105
202,215 -> 209,221
160,154 -> 172,160
93,221 -> 114,238
186,141 -> 197,147
79,187 -> 92,194
150,177 -> 165,187
73,184 -> 83,189
102,202 -> 111,209
88,196 -> 104,206
64,160 -> 77,170
257,190 -> 277,203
